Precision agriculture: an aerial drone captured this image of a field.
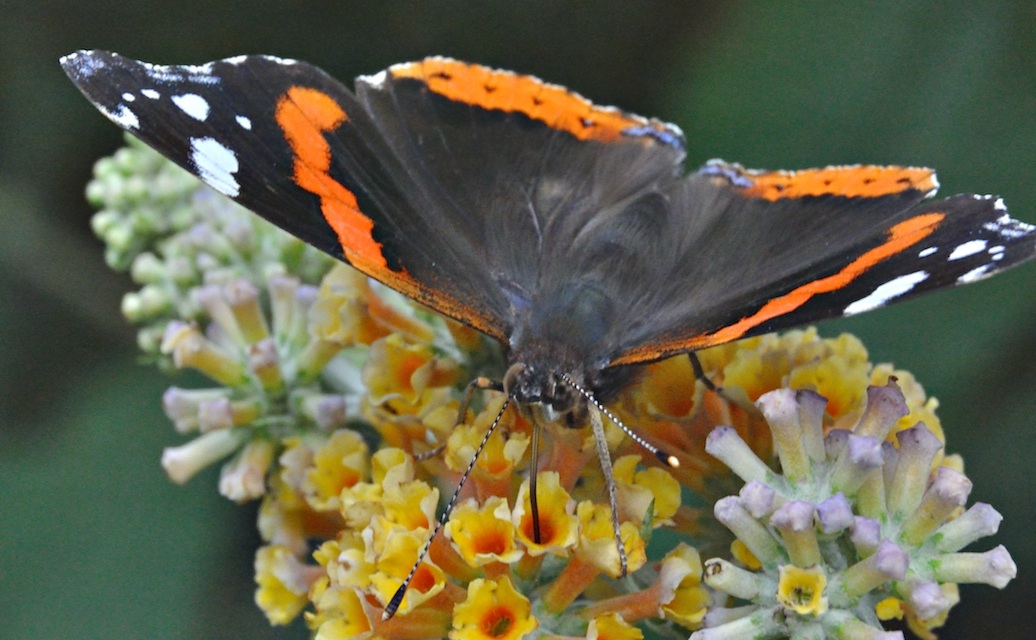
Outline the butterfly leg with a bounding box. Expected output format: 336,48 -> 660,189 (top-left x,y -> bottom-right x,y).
411,376 -> 504,462
588,403 -> 628,577
688,351 -> 722,393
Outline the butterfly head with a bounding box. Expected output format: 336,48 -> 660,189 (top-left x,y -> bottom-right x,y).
501,352 -> 638,427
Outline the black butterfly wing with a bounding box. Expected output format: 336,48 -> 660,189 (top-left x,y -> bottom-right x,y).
607,161 -> 1036,365
350,58 -> 688,348
63,51 -> 1036,371
61,50 -> 514,340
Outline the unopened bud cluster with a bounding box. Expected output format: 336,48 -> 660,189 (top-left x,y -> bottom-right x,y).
696,383 -> 1016,639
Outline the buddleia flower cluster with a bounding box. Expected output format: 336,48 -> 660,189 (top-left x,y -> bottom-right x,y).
87,136 -> 1016,640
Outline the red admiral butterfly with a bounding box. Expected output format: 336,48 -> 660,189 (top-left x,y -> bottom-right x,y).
62,50 -> 1036,615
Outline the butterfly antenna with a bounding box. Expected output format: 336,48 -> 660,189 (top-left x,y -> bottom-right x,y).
382,391 -> 510,620
559,373 -> 680,469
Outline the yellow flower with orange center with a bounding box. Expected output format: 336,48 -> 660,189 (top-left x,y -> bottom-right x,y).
512,472 -> 579,558
363,479 -> 439,556
446,496 -> 524,567
450,576 -> 538,640
310,264 -> 434,346
634,353 -> 701,419
368,525 -> 448,615
445,396 -> 531,497
717,329 -> 870,417
363,333 -> 460,411
318,534 -> 373,591
380,479 -> 439,531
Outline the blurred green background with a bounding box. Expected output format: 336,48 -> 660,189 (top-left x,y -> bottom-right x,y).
1,2 -> 1033,638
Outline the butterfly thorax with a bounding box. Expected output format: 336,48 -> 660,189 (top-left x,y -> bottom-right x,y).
504,280 -> 637,419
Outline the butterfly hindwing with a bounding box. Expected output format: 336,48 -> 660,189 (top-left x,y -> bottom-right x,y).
608,162 -> 1036,365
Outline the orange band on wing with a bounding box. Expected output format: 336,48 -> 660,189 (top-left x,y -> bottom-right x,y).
611,212 -> 946,365
274,85 -> 507,343
275,86 -> 388,273
390,58 -> 669,143
742,166 -> 937,200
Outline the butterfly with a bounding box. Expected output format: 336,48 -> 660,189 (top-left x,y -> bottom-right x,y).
62,50 -> 1036,616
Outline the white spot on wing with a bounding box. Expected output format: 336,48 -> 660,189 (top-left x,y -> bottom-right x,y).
958,265 -> 991,283
236,115 -> 252,129
989,245 -> 1006,261
102,103 -> 139,129
141,89 -> 160,99
360,70 -> 388,88
121,92 -> 136,102
172,93 -> 210,121
918,246 -> 937,258
844,271 -> 929,316
190,137 -> 240,197
948,239 -> 987,261
984,213 -> 1035,240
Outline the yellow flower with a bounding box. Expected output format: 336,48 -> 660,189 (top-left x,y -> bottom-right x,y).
576,501 -> 647,577
875,596 -> 903,621
445,396 -> 531,498
304,429 -> 369,511
306,583 -> 372,640
371,447 -> 415,489
658,544 -> 709,629
368,525 -> 448,615
450,576 -> 538,640
254,545 -> 317,625
612,455 -> 680,525
776,564 -> 829,616
729,538 -> 761,571
720,329 -> 870,417
512,472 -> 579,557
310,264 -> 434,346
363,333 -> 460,411
586,612 -> 643,640
317,532 -> 374,591
446,496 -> 524,567
380,479 -> 439,532
634,353 -> 701,419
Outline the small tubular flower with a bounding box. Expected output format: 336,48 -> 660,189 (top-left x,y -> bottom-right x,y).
696,383 -> 1016,639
